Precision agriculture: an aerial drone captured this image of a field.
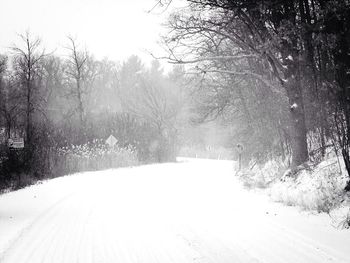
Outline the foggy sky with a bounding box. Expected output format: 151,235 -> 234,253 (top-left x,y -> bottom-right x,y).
0,0 -> 179,64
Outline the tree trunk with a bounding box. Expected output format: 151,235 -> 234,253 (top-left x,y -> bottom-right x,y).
343,149 -> 350,191
284,73 -> 308,168
289,103 -> 308,168
26,78 -> 31,146
76,79 -> 84,127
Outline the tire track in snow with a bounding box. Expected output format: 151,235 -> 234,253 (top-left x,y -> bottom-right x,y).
0,192 -> 76,262
1,191 -> 97,263
0,161 -> 349,263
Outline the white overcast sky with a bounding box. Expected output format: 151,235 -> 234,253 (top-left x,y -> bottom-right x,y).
0,0 -> 182,65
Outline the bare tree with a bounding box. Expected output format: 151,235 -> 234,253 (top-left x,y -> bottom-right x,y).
65,37 -> 98,130
0,55 -> 7,112
11,31 -> 46,145
162,2 -> 311,168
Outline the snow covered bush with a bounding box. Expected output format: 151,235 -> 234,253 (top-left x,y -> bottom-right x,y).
269,158 -> 348,213
239,156 -> 350,219
239,159 -> 287,189
340,209 -> 350,229
55,139 -> 139,175
330,207 -> 350,229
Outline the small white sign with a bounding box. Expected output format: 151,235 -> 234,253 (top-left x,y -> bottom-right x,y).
106,135 -> 117,147
8,137 -> 24,149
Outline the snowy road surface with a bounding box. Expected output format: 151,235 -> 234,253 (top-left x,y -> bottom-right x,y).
0,158 -> 349,262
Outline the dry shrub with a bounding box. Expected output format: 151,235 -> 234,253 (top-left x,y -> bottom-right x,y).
55,139 -> 139,175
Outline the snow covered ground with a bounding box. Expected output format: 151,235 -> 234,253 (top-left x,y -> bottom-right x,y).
0,158 -> 349,262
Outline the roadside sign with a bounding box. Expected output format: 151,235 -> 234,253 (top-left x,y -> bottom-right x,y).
236,143 -> 244,153
106,135 -> 117,147
8,137 -> 24,149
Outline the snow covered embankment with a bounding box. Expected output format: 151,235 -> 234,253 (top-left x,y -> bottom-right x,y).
239,157 -> 350,229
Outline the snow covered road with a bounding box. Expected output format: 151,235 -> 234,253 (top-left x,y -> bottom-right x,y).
0,159 -> 349,262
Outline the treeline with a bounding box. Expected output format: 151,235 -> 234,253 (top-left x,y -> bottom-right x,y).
163,0 -> 350,189
0,32 -> 188,190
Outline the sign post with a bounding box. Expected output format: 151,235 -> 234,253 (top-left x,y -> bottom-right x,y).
236,143 -> 244,171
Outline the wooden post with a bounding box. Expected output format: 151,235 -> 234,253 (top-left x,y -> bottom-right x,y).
236,144 -> 244,171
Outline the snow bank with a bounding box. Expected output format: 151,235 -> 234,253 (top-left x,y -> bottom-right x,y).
240,157 -> 350,228
270,158 -> 348,212
239,159 -> 286,189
